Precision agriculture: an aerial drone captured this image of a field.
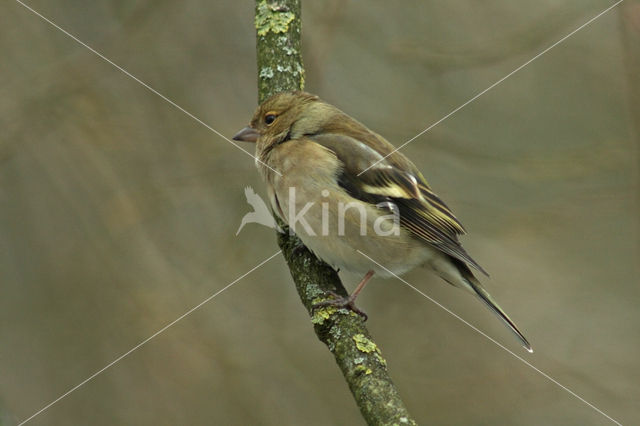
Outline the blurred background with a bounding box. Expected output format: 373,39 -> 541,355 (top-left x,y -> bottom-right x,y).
1,0 -> 638,424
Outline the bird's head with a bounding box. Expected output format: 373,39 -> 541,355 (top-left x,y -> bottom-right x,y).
233,91 -> 341,155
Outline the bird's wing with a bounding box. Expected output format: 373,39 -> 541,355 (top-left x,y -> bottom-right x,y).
308,133 -> 487,275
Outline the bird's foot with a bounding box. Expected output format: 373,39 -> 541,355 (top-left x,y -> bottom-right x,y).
312,290 -> 368,321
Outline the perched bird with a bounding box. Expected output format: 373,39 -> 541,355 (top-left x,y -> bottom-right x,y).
233,91 -> 532,352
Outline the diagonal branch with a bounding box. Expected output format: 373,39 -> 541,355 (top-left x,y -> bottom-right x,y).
254,1 -> 416,424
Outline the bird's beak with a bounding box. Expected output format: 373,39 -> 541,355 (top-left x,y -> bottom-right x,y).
232,126 -> 259,143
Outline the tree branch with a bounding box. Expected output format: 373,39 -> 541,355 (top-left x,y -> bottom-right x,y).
254,1 -> 417,424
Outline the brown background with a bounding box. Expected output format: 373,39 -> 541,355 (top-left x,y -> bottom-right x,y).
1,1 -> 638,425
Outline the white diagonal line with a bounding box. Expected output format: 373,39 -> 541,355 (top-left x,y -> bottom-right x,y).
17,250 -> 282,426
357,250 -> 622,426
358,0 -> 624,176
13,0 -> 283,177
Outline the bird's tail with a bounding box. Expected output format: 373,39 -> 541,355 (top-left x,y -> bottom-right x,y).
458,267 -> 533,352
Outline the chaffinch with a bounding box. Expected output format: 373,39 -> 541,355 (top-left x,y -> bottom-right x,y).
234,91 -> 532,352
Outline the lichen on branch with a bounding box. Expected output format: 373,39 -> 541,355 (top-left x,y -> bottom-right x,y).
255,0 -> 305,103
255,0 -> 295,36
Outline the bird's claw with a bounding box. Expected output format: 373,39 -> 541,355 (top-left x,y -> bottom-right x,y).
312,291 -> 368,321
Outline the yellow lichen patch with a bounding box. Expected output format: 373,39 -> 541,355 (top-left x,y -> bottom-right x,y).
353,334 -> 378,353
355,365 -> 373,375
255,1 -> 295,36
375,353 -> 387,367
311,303 -> 338,325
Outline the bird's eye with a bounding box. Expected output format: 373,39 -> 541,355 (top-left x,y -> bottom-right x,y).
264,113 -> 277,125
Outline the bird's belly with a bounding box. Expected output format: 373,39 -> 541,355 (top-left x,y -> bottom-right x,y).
293,212 -> 433,278
269,153 -> 432,277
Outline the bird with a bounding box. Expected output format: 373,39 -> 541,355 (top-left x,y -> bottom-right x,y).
236,186 -> 283,235
233,91 -> 532,352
